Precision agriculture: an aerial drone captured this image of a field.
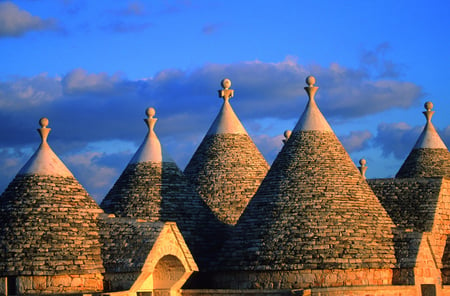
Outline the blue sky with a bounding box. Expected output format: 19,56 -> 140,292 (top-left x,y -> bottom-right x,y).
1,0 -> 449,202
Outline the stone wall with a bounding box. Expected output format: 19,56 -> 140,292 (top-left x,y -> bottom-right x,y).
209,269 -> 394,290
103,272 -> 141,293
181,289 -> 295,296
0,273 -> 103,295
369,177 -> 450,287
181,286 -> 417,296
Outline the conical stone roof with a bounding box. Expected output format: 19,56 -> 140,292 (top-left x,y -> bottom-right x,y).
218,76 -> 396,272
396,101 -> 450,178
0,118 -> 104,276
184,79 -> 269,225
100,108 -> 226,270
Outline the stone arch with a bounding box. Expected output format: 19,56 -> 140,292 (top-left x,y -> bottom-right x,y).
129,223 -> 198,296
153,255 -> 186,296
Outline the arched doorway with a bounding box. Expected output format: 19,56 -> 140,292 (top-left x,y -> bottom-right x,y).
152,255 -> 186,296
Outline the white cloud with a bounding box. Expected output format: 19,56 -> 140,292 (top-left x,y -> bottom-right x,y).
0,73 -> 62,109
372,122 -> 448,160
0,55 -> 428,199
64,151 -> 121,202
339,130 -> 373,153
62,68 -> 125,94
0,2 -> 57,37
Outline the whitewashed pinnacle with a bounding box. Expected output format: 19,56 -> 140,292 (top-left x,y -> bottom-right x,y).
414,101 -> 448,149
130,107 -> 174,164
18,118 -> 73,177
293,76 -> 333,132
206,78 -> 247,135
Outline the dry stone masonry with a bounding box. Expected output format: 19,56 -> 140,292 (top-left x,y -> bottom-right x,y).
184,79 -> 269,226
101,109 -> 227,271
1,77 -> 450,296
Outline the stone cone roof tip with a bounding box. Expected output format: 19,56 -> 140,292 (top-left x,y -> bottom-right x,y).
414,102 -> 447,149
293,75 -> 333,132
129,107 -> 174,164
217,76 -> 396,271
184,78 -> 269,225
206,78 -> 247,135
18,117 -> 73,177
396,101 -> 450,178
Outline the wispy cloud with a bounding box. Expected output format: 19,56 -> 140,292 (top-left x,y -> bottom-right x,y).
0,2 -> 58,37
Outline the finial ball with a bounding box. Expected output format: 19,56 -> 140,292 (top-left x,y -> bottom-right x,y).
39,117 -> 49,128
306,75 -> 316,86
424,101 -> 433,111
221,78 -> 232,89
146,107 -> 156,118
359,158 -> 367,166
284,130 -> 292,138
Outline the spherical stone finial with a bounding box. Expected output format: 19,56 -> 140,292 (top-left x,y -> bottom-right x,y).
221,78 -> 232,90
284,130 -> 292,139
359,158 -> 367,166
146,107 -> 156,118
39,117 -> 49,128
306,75 -> 316,87
424,101 -> 433,111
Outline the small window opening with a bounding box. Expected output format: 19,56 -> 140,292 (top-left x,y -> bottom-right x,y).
7,277 -> 17,296
421,284 -> 436,296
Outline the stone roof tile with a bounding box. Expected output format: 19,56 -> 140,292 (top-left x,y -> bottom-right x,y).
184,79 -> 269,226
217,76 -> 396,271
0,118 -> 104,276
396,102 -> 450,178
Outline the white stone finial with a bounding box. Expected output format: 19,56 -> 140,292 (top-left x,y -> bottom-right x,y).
414,101 -> 447,149
18,117 -> 73,177
423,101 -> 435,123
304,75 -> 318,100
306,75 -> 316,87
39,117 -> 49,128
282,130 -> 292,144
146,107 -> 156,118
219,78 -> 234,101
293,75 -> 332,132
37,117 -> 51,144
144,107 -> 157,132
358,158 -> 367,179
221,78 -> 232,89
